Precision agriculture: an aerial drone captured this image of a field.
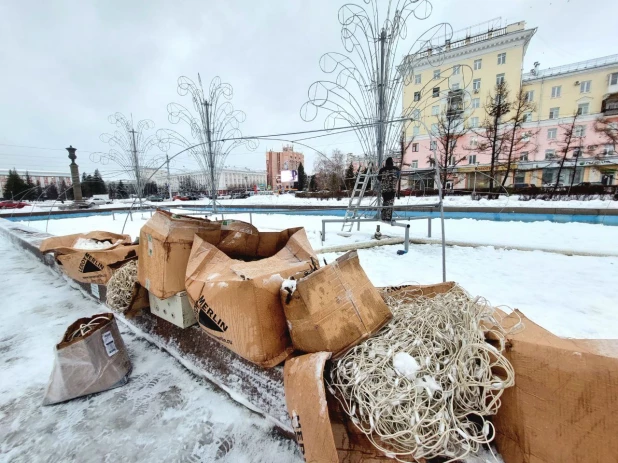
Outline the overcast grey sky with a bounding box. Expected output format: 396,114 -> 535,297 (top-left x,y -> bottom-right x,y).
1,0 -> 616,179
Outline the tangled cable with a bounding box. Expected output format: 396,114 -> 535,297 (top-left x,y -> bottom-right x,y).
329,286 -> 520,462
106,260 -> 138,314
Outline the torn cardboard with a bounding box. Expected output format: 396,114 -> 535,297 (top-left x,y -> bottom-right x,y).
185,227 -> 318,368
282,251 -> 392,357
284,352 -> 396,463
40,231 -> 138,285
137,210 -> 260,299
43,313 -> 132,405
494,310 -> 618,463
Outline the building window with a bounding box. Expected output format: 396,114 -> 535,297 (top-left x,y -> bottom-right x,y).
473,79 -> 481,93
547,128 -> 557,140
549,107 -> 560,119
611,72 -> 618,86
520,152 -> 529,162
468,154 -> 477,164
470,117 -> 479,128
470,136 -> 478,147
414,91 -> 421,102
415,74 -> 422,84
497,53 -> 506,65
413,126 -> 420,136
572,147 -> 582,158
551,86 -> 562,98
432,105 -> 440,116
603,144 -> 615,155
432,87 -> 440,97
474,59 -> 482,70
452,83 -> 460,90
413,109 -> 421,119
545,149 -> 556,160
412,160 -> 419,168
580,80 -> 591,93
575,125 -> 586,137
471,98 -> 480,109
453,65 -> 461,75
523,112 -> 532,122
577,103 -> 589,116
525,90 -> 534,102
430,140 -> 437,150
431,123 -> 438,133
496,73 -> 505,85
434,69 -> 441,80
412,143 -> 419,152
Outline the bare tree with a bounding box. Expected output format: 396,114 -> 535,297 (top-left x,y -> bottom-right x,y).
499,87 -> 538,187
430,105 -> 470,187
549,113 -> 583,199
313,149 -> 346,191
472,82 -> 511,192
593,116 -> 618,154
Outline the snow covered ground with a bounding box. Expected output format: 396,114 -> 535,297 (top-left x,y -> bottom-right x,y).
2,193 -> 618,216
0,237 -> 301,463
22,211 -> 618,257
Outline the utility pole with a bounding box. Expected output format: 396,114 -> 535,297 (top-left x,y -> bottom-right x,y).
375,27 -> 387,216
129,126 -> 141,206
166,154 -> 172,200
204,100 -> 217,212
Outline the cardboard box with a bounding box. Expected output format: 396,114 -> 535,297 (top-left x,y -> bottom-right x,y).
493,310 -> 618,463
43,313 -> 132,405
282,251 -> 392,357
185,227 -> 318,368
138,210 -> 260,299
284,352 -> 396,463
40,231 -> 138,285
148,291 -> 197,329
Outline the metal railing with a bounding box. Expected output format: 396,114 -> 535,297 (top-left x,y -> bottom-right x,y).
523,54 -> 618,81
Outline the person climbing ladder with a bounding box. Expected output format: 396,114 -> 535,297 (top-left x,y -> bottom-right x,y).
378,157 -> 400,222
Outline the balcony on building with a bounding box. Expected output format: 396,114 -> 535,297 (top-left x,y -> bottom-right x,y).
601,94 -> 618,116
446,89 -> 464,117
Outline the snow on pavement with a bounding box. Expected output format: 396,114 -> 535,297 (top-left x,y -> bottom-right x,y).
320,243 -> 618,340
0,236 -> 301,463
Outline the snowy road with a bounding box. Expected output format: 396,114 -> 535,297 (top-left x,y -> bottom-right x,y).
0,236 -> 301,463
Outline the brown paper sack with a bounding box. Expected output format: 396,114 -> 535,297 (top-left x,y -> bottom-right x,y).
282,251 -> 392,357
185,227 -> 318,368
40,231 -> 138,285
138,210 -> 260,299
43,313 -> 132,405
284,352 -> 395,463
493,310 -> 618,463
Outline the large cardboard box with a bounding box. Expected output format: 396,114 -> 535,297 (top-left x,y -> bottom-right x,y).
282,251 -> 392,357
185,227 -> 318,368
138,210 -> 260,299
284,352 -> 395,463
494,310 -> 618,463
40,231 -> 137,285
43,313 -> 132,405
148,291 -> 197,329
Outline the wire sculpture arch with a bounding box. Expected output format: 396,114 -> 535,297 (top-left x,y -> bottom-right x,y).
157,75 -> 257,211
301,0 -> 464,177
91,113 -> 163,203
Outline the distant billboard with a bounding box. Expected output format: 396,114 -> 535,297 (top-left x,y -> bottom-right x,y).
280,170 -> 298,183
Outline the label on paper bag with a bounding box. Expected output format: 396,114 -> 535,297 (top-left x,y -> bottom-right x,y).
102,331 -> 119,357
90,283 -> 100,299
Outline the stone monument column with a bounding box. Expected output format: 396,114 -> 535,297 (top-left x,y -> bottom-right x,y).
66,145 -> 83,201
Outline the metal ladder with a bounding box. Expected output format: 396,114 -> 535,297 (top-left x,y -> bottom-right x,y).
341,163 -> 375,232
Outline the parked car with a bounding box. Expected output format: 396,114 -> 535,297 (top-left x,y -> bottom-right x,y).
0,200 -> 28,209
512,183 -> 534,190
575,182 -> 604,187
230,192 -> 249,199
542,182 -> 564,188
186,194 -> 200,201
147,195 -> 165,202
88,198 -> 111,206
173,195 -> 189,201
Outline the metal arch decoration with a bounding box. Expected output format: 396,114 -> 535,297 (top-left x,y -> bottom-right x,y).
91,112 -> 163,202
300,0 -> 468,171
157,74 -> 257,211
